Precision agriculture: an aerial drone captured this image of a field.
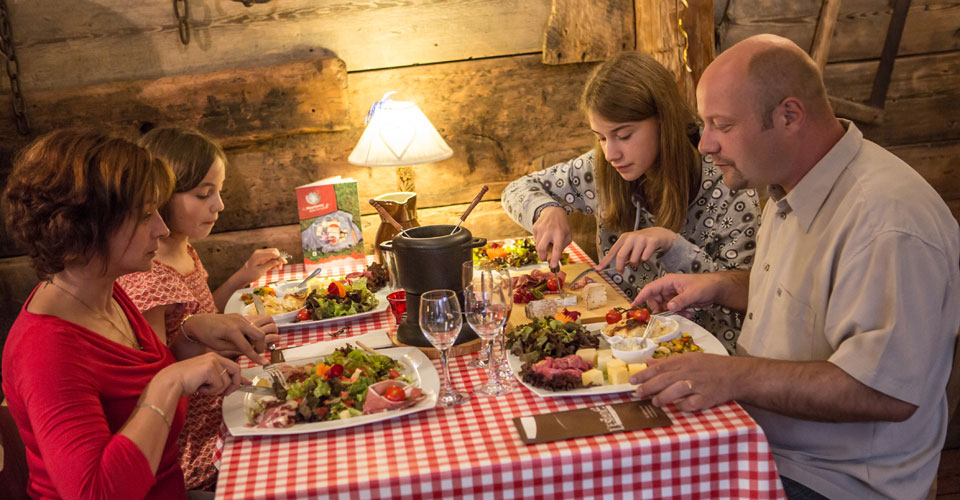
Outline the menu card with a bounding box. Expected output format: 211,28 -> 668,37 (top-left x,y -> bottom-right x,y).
513,400 -> 672,445
296,176 -> 365,270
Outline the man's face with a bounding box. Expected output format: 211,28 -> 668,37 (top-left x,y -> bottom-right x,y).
696,70 -> 779,191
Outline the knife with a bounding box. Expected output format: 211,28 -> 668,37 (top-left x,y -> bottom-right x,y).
251,293 -> 266,316
568,263 -> 616,289
237,384 -> 276,396
550,263 -> 566,299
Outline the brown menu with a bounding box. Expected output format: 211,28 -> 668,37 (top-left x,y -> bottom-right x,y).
513,400 -> 672,445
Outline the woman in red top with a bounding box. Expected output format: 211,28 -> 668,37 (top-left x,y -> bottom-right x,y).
119,127 -> 285,490
1,129 -> 273,500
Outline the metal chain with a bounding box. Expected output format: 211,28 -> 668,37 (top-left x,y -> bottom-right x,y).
0,0 -> 29,135
174,0 -> 190,45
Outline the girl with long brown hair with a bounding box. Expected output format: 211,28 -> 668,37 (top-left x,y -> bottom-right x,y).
502,51 -> 760,349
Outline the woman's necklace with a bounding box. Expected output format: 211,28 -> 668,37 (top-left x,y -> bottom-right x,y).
47,279 -> 142,350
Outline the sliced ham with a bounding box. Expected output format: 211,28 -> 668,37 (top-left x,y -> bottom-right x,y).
569,276 -> 595,290
362,380 -> 426,414
252,399 -> 298,428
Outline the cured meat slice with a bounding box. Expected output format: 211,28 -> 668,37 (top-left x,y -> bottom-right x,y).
362,380 -> 426,414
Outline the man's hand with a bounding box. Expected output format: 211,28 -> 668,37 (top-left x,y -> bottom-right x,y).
633,270 -> 750,311
631,353 -> 738,411
532,206 -> 572,269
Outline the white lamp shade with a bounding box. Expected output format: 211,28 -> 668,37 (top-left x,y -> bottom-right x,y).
348,99 -> 453,167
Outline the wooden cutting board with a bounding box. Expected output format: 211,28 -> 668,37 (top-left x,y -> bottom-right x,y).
507,263 -> 632,328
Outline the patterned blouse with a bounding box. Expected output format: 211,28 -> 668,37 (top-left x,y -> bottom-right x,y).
118,245 -> 221,491
501,149 -> 760,350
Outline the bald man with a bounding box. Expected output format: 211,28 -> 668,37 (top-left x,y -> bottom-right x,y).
631,34 -> 960,499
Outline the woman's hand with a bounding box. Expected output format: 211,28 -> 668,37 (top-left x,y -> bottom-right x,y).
532,206 -> 572,269
233,248 -> 286,287
158,352 -> 242,397
596,227 -> 679,273
180,313 -> 273,365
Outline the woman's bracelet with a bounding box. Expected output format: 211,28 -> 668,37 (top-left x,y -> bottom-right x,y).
179,314 -> 199,343
136,402 -> 171,429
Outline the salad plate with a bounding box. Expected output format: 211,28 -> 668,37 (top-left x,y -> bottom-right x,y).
222,343 -> 438,437
223,280 -> 390,331
509,315 -> 727,398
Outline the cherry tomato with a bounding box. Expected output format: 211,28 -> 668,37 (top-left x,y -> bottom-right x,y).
605,309 -> 622,324
297,309 -> 311,321
384,385 -> 406,402
546,278 -> 559,291
627,308 -> 651,323
326,363 -> 344,379
389,368 -> 401,379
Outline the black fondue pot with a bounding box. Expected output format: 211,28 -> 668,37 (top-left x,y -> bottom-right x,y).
380,224 -> 486,347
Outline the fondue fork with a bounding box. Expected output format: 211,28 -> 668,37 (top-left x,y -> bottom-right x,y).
450,185 -> 489,235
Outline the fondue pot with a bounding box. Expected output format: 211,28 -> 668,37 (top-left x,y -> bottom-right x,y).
380,224 -> 486,347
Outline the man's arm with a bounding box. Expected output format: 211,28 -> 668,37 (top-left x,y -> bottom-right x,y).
633,353 -> 917,422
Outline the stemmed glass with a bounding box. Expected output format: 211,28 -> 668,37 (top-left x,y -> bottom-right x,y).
419,289 -> 470,408
462,260 -> 491,368
463,259 -> 517,392
464,282 -> 511,396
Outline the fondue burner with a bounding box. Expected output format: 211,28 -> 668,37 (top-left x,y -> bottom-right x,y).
380,224 -> 486,347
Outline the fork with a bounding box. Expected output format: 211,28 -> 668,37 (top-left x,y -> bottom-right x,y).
263,364 -> 288,392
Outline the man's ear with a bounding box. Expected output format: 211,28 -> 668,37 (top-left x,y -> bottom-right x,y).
779,97 -> 805,131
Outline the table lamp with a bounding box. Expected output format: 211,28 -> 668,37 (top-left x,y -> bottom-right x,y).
348,92 -> 454,262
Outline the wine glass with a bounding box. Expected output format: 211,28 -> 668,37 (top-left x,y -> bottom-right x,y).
464,282 -> 513,396
461,259 -> 506,368
419,289 -> 470,407
463,259 -> 518,391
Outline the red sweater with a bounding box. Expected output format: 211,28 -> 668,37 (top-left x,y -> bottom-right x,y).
1,283 -> 188,500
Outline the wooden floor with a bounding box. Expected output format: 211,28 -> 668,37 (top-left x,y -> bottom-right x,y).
937,448 -> 960,499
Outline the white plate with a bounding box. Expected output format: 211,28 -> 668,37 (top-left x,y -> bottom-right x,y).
222,345 -> 438,437
508,315 -> 727,397
223,280 -> 390,331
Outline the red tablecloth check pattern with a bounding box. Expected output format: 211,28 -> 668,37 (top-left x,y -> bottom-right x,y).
214,247 -> 785,499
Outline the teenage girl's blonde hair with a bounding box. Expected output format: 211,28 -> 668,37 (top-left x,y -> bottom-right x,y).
581,51 -> 701,233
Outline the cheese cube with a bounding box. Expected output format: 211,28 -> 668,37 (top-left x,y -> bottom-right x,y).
596,350 -> 613,372
553,295 -> 578,307
581,368 -> 605,387
605,358 -> 626,374
628,363 -> 647,376
575,348 -> 597,367
580,283 -> 607,309
608,366 -> 630,385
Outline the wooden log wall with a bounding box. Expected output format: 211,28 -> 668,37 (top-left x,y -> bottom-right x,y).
0,0 -> 958,343
0,0 -> 598,338
717,0 -> 960,219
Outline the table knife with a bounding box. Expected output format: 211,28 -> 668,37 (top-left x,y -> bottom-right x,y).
252,293 -> 266,316
237,384 -> 276,396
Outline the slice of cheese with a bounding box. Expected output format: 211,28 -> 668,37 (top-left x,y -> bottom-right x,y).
553,295 -> 578,307
628,363 -> 648,376
581,368 -> 604,387
575,348 -> 597,366
608,365 -> 630,385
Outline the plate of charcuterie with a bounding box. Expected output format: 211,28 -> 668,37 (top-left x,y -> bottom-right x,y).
506,315 -> 726,398
222,337 -> 438,436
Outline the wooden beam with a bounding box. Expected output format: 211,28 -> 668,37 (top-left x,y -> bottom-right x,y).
828,96 -> 883,124
683,0 -> 716,87
868,0 -> 912,108
721,0 -> 957,63
6,0 -> 553,92
542,0 -> 635,64
0,57 -> 349,148
809,0 -> 842,70
635,0 -> 696,106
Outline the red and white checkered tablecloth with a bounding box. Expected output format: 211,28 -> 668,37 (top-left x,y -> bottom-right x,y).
214,245 -> 785,499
